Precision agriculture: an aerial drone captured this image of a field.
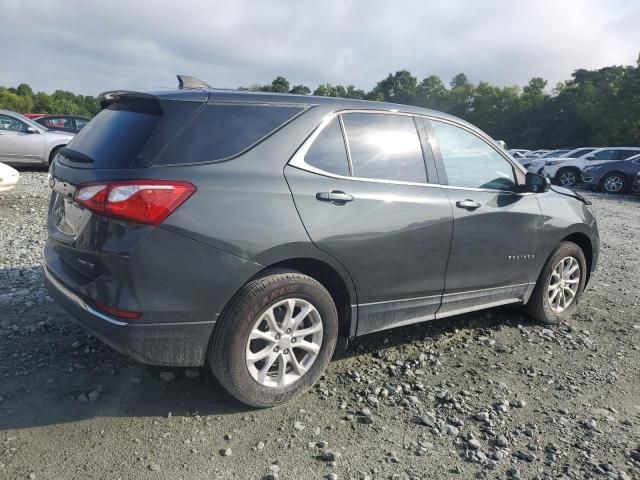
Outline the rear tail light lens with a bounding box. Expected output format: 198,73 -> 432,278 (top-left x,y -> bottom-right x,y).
94,302 -> 142,320
74,180 -> 195,225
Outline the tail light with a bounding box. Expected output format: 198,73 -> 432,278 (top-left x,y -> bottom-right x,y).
74,180 -> 195,226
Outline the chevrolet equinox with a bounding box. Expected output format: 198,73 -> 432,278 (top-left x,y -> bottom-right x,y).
44,75 -> 599,407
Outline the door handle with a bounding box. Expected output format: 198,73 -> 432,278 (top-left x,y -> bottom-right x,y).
0,132 -> 5,135
316,190 -> 354,204
456,199 -> 481,210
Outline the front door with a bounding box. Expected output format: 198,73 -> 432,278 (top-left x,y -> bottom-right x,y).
286,112 -> 453,335
426,118 -> 544,317
0,114 -> 44,163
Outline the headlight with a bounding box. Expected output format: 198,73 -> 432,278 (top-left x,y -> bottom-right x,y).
583,165 -> 602,172
545,160 -> 563,166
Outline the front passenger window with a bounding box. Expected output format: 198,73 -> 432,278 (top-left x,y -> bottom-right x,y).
430,120 -> 516,191
0,114 -> 27,133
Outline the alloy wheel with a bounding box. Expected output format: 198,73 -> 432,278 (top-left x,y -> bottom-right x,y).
245,298 -> 323,388
559,170 -> 577,187
603,175 -> 623,193
547,256 -> 580,313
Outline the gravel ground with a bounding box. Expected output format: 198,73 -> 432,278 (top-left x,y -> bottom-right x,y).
0,170 -> 639,480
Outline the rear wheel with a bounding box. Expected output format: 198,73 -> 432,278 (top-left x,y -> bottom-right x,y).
525,241 -> 587,324
555,168 -> 579,187
600,172 -> 627,194
209,270 -> 338,407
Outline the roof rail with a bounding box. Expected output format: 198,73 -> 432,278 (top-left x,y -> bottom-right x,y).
177,75 -> 212,89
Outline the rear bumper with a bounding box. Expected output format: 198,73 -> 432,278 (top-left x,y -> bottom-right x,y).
44,266 -> 214,366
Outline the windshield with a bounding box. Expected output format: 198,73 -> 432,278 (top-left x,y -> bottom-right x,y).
541,150 -> 569,158
567,148 -> 595,158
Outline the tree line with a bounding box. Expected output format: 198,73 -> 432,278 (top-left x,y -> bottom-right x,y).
2,54 -> 638,149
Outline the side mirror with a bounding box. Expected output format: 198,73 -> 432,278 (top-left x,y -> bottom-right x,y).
585,155 -> 595,160
525,172 -> 550,193
26,127 -> 38,134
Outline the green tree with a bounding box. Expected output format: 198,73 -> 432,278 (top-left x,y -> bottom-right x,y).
289,84 -> 311,95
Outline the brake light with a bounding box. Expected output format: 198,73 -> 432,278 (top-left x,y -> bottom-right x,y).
94,302 -> 142,320
74,180 -> 195,226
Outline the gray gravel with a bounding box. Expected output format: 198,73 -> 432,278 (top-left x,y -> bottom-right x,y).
1,170 -> 639,479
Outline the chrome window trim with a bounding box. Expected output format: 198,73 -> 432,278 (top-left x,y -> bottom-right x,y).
289,109 -> 529,195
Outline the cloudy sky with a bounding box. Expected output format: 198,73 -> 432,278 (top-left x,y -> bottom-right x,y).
2,0 -> 639,95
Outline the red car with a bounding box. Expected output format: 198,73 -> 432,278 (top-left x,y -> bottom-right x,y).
23,113 -> 47,119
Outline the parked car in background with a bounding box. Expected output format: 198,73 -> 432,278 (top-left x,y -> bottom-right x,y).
542,147 -> 640,187
0,161 -> 19,192
44,76 -> 600,407
519,150 -> 570,171
538,149 -> 572,159
508,148 -> 531,158
563,147 -> 599,159
35,115 -> 90,134
23,113 -> 47,120
0,109 -> 74,166
528,149 -> 551,157
582,154 -> 640,193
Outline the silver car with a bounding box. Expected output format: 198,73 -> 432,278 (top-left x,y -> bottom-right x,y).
0,109 -> 74,166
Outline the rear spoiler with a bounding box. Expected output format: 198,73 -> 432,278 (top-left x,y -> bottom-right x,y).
98,90 -> 158,110
98,75 -> 212,110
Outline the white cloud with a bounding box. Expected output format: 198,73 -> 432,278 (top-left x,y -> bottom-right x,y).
1,0 -> 638,95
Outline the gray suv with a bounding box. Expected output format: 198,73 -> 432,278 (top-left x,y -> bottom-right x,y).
44,76 -> 599,407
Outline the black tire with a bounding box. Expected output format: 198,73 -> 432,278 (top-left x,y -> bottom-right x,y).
600,172 -> 627,194
525,241 -> 587,324
47,145 -> 64,166
209,270 -> 338,407
555,168 -> 579,187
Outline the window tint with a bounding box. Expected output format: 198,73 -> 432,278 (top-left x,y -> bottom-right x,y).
0,114 -> 28,132
341,113 -> 426,183
430,120 -> 516,191
616,150 -> 639,160
591,149 -> 617,160
155,104 -> 303,165
305,118 -> 350,176
65,105 -> 161,168
568,148 -> 594,158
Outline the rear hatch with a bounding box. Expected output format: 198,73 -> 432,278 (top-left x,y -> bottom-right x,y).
48,90 -> 207,241
47,89 -> 208,284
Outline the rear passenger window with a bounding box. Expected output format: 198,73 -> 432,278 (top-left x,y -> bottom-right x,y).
341,113 -> 427,183
155,104 -> 304,164
305,117 -> 350,176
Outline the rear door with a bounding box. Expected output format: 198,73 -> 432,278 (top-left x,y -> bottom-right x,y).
285,111 -> 453,335
0,113 -> 44,163
425,118 -> 544,317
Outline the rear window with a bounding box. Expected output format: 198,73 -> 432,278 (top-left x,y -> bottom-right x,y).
154,104 -> 304,165
64,103 -> 161,168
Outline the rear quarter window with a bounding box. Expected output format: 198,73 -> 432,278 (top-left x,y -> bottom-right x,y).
154,104 -> 304,165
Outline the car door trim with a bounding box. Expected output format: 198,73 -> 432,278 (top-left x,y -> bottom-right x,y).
354,282 -> 535,335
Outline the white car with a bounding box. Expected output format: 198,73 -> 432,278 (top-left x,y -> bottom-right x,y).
0,109 -> 74,166
542,147 -> 640,187
0,161 -> 19,192
527,147 -> 599,173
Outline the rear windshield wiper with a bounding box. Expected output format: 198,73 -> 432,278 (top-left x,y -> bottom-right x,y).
59,147 -> 94,163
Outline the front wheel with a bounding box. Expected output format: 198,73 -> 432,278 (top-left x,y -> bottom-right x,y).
600,172 -> 627,194
555,168 -> 579,187
525,241 -> 587,324
209,270 -> 338,407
